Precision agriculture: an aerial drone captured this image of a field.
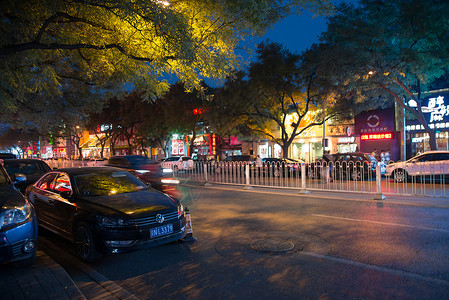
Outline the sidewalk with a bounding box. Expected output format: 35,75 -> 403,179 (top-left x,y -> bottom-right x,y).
0,250 -> 86,300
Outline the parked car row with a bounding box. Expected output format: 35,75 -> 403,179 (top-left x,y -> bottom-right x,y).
1,155 -> 190,265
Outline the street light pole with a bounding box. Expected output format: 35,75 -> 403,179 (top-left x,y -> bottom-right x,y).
403,107 -> 406,161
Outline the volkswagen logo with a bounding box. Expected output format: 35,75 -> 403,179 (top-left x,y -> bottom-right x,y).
155,214 -> 165,224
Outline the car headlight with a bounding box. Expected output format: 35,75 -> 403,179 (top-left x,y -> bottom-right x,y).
161,178 -> 180,185
0,201 -> 32,229
96,215 -> 131,227
177,204 -> 184,218
135,170 -> 150,174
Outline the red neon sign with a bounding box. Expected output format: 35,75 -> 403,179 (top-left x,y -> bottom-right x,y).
361,133 -> 393,140
209,133 -> 217,155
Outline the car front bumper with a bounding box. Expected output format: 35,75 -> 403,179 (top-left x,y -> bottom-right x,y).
94,218 -> 187,254
0,218 -> 38,264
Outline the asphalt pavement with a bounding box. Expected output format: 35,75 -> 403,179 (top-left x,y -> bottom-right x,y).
2,184 -> 449,300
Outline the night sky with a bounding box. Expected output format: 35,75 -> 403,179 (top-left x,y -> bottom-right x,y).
261,12 -> 327,54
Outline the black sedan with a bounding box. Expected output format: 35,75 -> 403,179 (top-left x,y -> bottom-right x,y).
3,159 -> 52,193
25,167 -> 187,262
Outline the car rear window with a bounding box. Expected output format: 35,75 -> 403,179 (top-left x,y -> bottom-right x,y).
3,161 -> 44,175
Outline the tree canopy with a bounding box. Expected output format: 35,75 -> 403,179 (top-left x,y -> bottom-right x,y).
0,0 -> 333,124
213,42 -> 352,158
316,0 -> 449,149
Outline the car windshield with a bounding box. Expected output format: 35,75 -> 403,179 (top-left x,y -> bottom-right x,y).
73,171 -> 147,197
165,157 -> 180,162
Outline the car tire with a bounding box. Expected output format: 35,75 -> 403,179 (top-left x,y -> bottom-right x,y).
393,169 -> 408,183
307,168 -> 315,179
351,169 -> 362,181
73,223 -> 101,262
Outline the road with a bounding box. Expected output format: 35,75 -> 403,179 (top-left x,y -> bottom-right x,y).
39,184 -> 449,299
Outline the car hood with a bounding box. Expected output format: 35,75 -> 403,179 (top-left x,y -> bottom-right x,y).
77,190 -> 178,217
0,184 -> 25,212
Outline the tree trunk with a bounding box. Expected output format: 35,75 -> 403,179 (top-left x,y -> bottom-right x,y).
77,144 -> 83,159
281,143 -> 289,158
189,131 -> 197,157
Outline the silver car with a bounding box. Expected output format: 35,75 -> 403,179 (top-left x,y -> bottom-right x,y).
385,151 -> 449,183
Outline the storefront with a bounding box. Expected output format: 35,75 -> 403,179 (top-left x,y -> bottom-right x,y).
355,107 -> 400,161
405,90 -> 449,158
219,136 -> 242,158
170,134 -> 186,156
336,136 -> 358,153
255,141 -> 281,158
187,133 -> 218,160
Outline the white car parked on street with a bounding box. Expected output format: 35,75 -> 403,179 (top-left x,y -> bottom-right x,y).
160,156 -> 194,172
385,151 -> 449,182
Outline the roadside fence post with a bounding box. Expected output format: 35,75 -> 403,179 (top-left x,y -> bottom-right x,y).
243,164 -> 252,190
299,163 -> 310,194
204,163 -> 211,186
373,164 -> 385,200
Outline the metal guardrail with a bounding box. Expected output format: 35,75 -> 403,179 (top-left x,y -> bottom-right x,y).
45,159 -> 106,169
175,161 -> 449,198
44,159 -> 449,198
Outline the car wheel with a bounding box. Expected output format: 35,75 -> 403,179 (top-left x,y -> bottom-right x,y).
351,169 -> 362,181
393,169 -> 408,183
73,223 -> 101,262
273,168 -> 281,177
307,168 -> 315,179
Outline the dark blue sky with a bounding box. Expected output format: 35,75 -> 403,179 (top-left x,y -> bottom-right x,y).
261,12 -> 328,54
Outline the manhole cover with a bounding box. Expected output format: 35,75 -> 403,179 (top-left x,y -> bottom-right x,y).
250,239 -> 295,252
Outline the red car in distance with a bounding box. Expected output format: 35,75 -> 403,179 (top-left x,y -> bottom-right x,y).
105,155 -> 181,199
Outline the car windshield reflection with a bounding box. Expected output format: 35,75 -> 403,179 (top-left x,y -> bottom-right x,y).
74,171 -> 147,196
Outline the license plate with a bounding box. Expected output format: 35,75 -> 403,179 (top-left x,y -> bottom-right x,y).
150,223 -> 173,238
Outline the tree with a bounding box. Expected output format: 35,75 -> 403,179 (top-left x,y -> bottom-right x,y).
217,42 -> 351,158
161,82 -> 212,156
0,0 -> 333,123
318,0 -> 449,150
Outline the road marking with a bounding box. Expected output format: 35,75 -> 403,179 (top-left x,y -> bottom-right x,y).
311,214 -> 449,233
301,252 -> 449,286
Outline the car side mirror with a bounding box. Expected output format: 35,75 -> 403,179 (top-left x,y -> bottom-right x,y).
60,190 -> 75,202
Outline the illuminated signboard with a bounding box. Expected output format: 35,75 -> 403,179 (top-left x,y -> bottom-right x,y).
361,133 -> 393,140
209,133 -> 217,155
406,93 -> 449,132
